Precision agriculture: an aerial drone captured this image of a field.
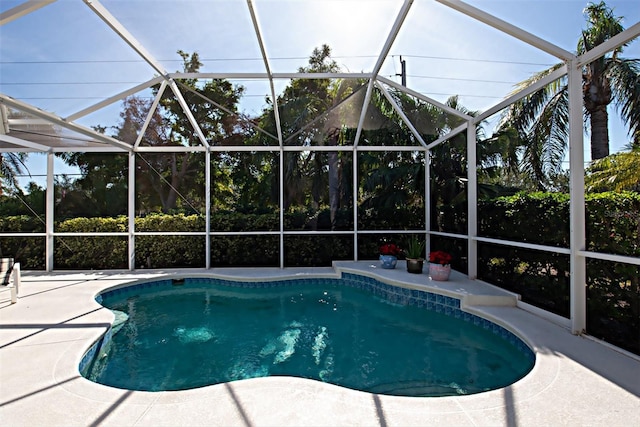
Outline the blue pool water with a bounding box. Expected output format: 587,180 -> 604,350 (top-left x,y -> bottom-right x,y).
82,274 -> 534,396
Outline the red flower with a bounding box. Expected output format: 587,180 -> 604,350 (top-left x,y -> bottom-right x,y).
429,250 -> 452,265
379,243 -> 401,256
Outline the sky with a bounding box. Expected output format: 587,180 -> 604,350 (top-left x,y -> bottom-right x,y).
1,0 -> 639,188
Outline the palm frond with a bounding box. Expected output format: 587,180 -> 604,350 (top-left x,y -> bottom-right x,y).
606,58 -> 640,142
500,64 -> 567,136
502,80 -> 569,187
578,2 -> 626,55
585,151 -> 640,192
0,153 -> 28,193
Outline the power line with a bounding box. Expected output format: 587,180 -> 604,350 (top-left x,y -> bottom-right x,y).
0,55 -> 545,92
4,96 -> 128,100
404,75 -> 516,84
0,52 -> 535,102
417,92 -> 502,99
11,94 -> 268,100
10,92 -> 505,101
1,74 -> 518,90
15,173 -> 83,177
0,54 -> 553,67
0,82 -> 143,85
398,54 -> 554,67
0,57 -> 307,64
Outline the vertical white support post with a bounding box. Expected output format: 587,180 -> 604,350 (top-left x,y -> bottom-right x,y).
568,58 -> 587,335
279,148 -> 285,268
205,150 -> 211,269
467,123 -> 478,279
46,152 -> 54,271
11,262 -> 20,298
128,151 -> 135,270
425,148 -> 431,255
353,147 -> 359,260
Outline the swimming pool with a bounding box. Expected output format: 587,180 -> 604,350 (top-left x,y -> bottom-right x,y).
81,273 -> 534,396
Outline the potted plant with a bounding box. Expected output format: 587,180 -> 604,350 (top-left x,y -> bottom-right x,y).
404,236 -> 425,274
429,250 -> 452,281
379,242 -> 401,269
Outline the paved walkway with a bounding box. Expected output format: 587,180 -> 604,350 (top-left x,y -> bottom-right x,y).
1,263 -> 638,426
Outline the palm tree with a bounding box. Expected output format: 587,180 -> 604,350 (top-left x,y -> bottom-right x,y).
580,2 -> 640,159
585,148 -> 640,192
0,152 -> 27,196
499,1 -> 640,184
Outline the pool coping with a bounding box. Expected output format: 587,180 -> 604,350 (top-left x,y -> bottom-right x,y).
1,262 -> 639,426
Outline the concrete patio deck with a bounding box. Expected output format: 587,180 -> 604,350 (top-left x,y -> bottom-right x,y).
1,262 -> 638,426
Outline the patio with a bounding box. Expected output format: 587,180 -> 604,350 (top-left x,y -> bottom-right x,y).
1,263 -> 638,426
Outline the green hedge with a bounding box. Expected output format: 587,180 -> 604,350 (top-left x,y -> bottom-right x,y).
583,193 -> 639,355
0,215 -> 45,233
476,191 -> 639,355
478,192 -> 570,247
0,209 -> 413,269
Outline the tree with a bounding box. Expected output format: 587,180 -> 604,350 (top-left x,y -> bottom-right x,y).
0,152 -> 27,196
498,1 -> 640,184
56,52 -> 245,215
55,152 -> 128,218
580,2 -> 640,159
279,44 -> 344,216
248,45 -> 357,226
585,149 -> 640,192
0,181 -> 44,216
147,51 -> 244,213
357,87 -> 434,210
1,109 -> 36,195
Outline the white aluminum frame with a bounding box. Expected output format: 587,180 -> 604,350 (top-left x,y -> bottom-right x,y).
1,0 -> 639,337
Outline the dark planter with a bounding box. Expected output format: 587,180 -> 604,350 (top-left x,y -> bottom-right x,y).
406,258 -> 424,274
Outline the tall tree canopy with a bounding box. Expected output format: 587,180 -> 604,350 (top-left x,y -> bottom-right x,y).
58,51 -> 246,215
246,45 -> 357,216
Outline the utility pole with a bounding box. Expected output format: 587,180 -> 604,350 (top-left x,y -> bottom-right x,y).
396,55 -> 407,86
